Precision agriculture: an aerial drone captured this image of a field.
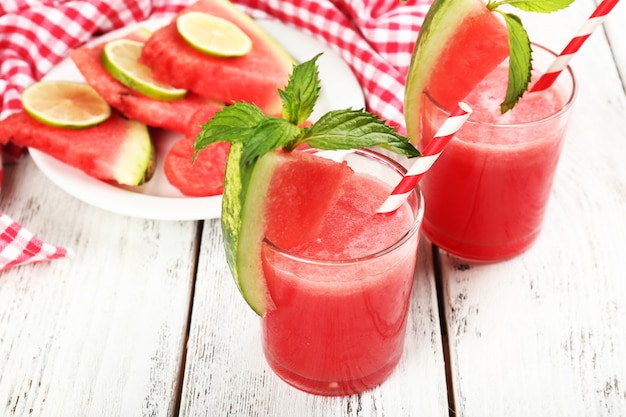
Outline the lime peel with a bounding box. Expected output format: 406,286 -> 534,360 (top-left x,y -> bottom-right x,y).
21,81 -> 111,129
101,38 -> 187,101
176,11 -> 253,57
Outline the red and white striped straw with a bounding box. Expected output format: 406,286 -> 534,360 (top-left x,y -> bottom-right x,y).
530,0 -> 620,93
377,102 -> 472,214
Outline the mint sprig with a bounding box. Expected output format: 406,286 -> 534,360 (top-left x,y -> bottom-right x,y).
487,0 -> 575,113
194,54 -> 420,166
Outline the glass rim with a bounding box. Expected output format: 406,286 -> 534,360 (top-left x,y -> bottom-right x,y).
262,147 -> 424,266
424,42 -> 578,129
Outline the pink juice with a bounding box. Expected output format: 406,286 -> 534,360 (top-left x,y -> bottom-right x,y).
261,150 -> 422,396
420,46 -> 576,261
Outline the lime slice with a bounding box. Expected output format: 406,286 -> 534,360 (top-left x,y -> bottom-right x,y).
102,39 -> 187,101
21,81 -> 111,129
176,11 -> 253,57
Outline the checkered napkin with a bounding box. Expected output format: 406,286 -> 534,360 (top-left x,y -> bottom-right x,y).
0,0 -> 429,271
0,213 -> 73,270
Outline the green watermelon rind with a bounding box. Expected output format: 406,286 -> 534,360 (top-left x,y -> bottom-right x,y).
404,0 -> 479,143
222,144 -> 280,316
113,120 -> 156,186
202,0 -> 297,67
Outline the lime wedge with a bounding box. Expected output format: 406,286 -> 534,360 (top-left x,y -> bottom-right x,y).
176,11 -> 253,57
21,81 -> 111,129
101,38 -> 187,101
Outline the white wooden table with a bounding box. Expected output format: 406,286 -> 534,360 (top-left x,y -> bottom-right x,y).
1,1 -> 625,416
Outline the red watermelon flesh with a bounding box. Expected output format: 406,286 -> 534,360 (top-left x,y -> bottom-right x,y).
426,7 -> 509,110
404,0 -> 509,142
264,151 -> 354,250
0,111 -> 154,186
164,106 -> 229,196
165,137 -> 229,196
140,0 -> 294,116
69,36 -> 223,134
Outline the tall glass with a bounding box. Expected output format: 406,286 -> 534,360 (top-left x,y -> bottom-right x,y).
419,44 -> 577,261
261,149 -> 424,396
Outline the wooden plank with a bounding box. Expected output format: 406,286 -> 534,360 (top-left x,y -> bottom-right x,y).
604,0 -> 626,80
180,219 -> 449,416
0,156 -> 198,417
441,2 -> 626,416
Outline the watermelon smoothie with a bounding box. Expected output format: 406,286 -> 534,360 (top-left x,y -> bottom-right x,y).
419,44 -> 576,261
261,149 -> 424,396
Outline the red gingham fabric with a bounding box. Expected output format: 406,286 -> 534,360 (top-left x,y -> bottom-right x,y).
0,0 -> 430,271
0,212 -> 73,270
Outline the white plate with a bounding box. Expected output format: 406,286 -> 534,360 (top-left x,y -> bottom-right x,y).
30,17 -> 365,221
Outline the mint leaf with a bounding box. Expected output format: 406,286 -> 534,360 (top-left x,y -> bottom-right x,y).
279,53 -> 321,126
498,12 -> 532,112
501,0 -> 575,13
241,117 -> 300,166
194,53 -> 419,160
298,109 -> 420,158
486,0 -> 575,113
193,103 -> 265,160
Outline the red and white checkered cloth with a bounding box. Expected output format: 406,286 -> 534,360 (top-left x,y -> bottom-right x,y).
0,0 -> 430,271
0,213 -> 72,270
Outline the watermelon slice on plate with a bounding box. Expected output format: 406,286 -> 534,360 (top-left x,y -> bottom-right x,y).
140,0 -> 295,116
69,33 -> 223,134
0,111 -> 154,186
404,0 -> 509,143
164,106 -> 229,196
164,138 -> 230,196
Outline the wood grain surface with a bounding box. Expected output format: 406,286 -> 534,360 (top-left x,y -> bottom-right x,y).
1,1 -> 625,416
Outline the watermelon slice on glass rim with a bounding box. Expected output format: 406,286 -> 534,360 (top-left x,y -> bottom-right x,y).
404,0 -> 509,143
404,0 -> 576,144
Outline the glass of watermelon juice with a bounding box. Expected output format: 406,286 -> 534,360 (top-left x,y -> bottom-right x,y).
419,44 -> 576,261
260,148 -> 424,396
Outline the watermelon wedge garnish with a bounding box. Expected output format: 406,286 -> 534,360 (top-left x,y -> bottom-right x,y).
404,0 -> 509,143
263,151 -> 353,250
405,0 -> 577,143
223,149 -> 353,315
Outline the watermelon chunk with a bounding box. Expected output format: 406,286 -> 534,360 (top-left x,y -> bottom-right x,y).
0,111 -> 154,186
140,0 -> 295,116
165,138 -> 230,196
222,149 -> 353,316
164,106 -> 229,196
404,0 -> 509,143
69,36 -> 223,133
264,151 -> 354,250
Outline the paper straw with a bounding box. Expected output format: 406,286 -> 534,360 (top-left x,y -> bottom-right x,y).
530,0 -> 620,93
377,102 -> 472,214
